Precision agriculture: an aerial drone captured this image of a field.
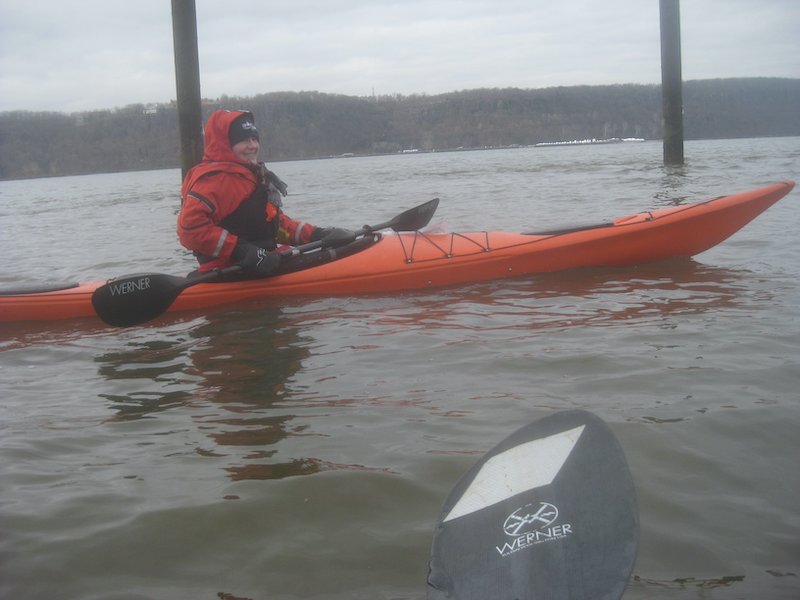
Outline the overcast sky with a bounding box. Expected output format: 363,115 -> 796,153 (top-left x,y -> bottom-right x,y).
1,0 -> 798,113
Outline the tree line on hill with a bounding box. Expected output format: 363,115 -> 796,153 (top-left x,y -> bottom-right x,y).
1,77 -> 798,180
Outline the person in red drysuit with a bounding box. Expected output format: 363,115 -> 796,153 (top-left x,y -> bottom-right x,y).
178,110 -> 354,277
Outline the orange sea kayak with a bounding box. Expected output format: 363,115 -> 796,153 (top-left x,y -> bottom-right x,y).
0,181 -> 794,324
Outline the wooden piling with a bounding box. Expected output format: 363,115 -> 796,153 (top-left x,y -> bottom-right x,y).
171,0 -> 204,180
660,0 -> 684,165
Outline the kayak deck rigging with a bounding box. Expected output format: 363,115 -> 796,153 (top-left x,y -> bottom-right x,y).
398,230 -> 494,262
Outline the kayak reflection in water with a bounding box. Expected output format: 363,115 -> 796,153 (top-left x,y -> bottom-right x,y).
177,110 -> 356,280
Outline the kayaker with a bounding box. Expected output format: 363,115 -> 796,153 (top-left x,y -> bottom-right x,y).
178,110 -> 355,278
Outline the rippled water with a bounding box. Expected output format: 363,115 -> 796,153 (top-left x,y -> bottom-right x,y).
1,138 -> 799,599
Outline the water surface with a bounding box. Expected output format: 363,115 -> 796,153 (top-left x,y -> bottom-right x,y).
1,138 -> 799,599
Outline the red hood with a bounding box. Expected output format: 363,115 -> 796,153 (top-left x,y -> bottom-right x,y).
203,110 -> 254,164
181,110 -> 256,196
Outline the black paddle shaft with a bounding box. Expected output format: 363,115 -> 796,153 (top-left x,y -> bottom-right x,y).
91,198 -> 440,327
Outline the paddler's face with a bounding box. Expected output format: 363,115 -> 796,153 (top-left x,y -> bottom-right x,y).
231,136 -> 260,164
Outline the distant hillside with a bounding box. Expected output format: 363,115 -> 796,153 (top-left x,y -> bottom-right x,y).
1,78 -> 798,180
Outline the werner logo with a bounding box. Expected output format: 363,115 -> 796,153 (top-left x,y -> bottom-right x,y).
496,502 -> 573,557
109,277 -> 151,296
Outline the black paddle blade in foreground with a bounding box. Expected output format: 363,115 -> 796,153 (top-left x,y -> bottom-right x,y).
427,409 -> 638,600
91,273 -> 199,327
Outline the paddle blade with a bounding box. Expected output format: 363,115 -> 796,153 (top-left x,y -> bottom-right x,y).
427,410 -> 638,600
91,273 -> 191,327
389,198 -> 439,232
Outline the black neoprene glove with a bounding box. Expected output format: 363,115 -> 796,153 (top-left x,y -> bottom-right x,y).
311,227 -> 357,249
231,240 -> 281,276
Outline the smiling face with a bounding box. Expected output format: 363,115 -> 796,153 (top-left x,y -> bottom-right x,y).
231,136 -> 260,164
